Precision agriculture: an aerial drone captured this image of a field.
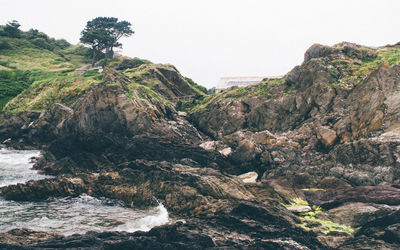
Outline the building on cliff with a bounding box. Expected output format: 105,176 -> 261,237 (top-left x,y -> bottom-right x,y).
215,76 -> 266,93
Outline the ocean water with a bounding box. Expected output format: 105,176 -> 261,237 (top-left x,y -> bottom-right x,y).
0,147 -> 169,235
0,147 -> 50,187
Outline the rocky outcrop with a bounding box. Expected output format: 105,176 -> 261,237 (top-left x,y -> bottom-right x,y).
1,42 -> 400,249
190,43 -> 400,186
0,202 -> 328,249
123,64 -> 204,101
303,185 -> 400,209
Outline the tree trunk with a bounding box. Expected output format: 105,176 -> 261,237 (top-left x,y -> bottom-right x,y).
105,47 -> 113,59
91,49 -> 96,67
110,46 -> 114,58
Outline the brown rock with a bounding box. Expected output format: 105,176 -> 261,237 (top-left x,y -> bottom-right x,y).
317,126 -> 337,147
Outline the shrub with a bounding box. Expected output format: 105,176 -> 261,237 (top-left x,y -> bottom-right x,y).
0,40 -> 11,50
31,37 -> 54,50
82,70 -> 100,77
117,57 -> 152,70
0,70 -> 33,110
185,77 -> 207,94
54,39 -> 70,49
2,20 -> 21,38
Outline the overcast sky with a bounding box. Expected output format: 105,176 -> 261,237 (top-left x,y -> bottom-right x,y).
1,0 -> 399,88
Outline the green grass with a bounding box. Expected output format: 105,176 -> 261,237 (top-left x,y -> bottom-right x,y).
330,46 -> 400,86
0,33 -> 92,113
299,216 -> 354,235
282,197 -> 309,207
3,71 -> 100,114
126,82 -> 173,106
283,197 -> 354,235
124,63 -> 206,104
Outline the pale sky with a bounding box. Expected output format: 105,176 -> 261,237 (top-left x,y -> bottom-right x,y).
1,0 -> 399,88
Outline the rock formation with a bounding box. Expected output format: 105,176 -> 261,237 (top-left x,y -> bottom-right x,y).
1,42 -> 400,249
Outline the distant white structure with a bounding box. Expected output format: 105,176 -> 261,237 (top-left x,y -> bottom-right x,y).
216,76 -> 266,93
74,65 -> 103,75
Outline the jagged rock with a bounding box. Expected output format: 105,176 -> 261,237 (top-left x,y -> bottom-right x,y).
317,126 -> 337,147
304,43 -> 337,62
219,147 -> 232,156
303,185 -> 400,209
287,205 -> 312,213
0,203 -> 328,249
0,228 -> 62,246
339,210 -> 400,249
238,171 -> 258,183
2,42 -> 400,249
325,202 -> 399,228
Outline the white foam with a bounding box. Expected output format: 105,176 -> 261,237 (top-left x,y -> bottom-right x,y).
0,148 -> 52,187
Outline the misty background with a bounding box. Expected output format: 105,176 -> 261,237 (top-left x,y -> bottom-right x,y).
1,0 -> 399,88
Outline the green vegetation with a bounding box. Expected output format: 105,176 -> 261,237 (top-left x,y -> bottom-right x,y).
124,63 -> 206,99
127,83 -> 173,106
282,197 -> 309,207
0,23 -> 96,114
116,57 -> 152,70
3,71 -> 100,114
0,70 -> 33,109
184,77 -> 207,94
181,77 -> 285,113
0,21 -> 209,115
330,46 -> 400,87
283,198 -> 354,236
80,17 -> 134,65
298,216 -> 354,235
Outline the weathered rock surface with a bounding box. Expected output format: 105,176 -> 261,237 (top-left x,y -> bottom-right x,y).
1,42 -> 400,248
303,185 -> 400,209
0,203 -> 328,249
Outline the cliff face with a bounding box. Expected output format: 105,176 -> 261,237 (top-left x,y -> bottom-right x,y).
191,43 -> 400,187
0,42 -> 400,249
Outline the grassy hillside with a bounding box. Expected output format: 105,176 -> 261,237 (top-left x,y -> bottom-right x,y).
0,26 -> 208,115
0,26 -> 97,113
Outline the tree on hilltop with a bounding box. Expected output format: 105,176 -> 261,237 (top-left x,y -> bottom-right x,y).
80,17 -> 134,66
2,20 -> 21,38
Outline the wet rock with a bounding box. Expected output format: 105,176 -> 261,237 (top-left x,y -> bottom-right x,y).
0,228 -> 62,247
0,202 -> 329,249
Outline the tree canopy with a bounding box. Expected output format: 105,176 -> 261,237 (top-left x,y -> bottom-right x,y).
80,17 -> 134,66
2,20 -> 21,38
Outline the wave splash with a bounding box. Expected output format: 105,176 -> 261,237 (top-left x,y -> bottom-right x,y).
0,147 -> 169,235
0,194 -> 169,235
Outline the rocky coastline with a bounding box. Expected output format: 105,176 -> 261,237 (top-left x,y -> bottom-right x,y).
1,42 -> 400,249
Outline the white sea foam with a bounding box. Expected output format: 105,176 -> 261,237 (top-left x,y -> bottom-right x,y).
0,147 -> 52,187
0,148 -> 170,235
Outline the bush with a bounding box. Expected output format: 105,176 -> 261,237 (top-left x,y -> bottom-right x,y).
96,58 -> 114,67
82,70 -> 100,77
2,20 -> 21,38
0,40 -> 11,50
185,77 -> 207,94
54,39 -> 70,49
0,70 -> 33,110
31,37 -> 54,50
117,57 -> 152,70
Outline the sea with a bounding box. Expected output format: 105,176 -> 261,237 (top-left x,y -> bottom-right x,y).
0,146 -> 169,235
